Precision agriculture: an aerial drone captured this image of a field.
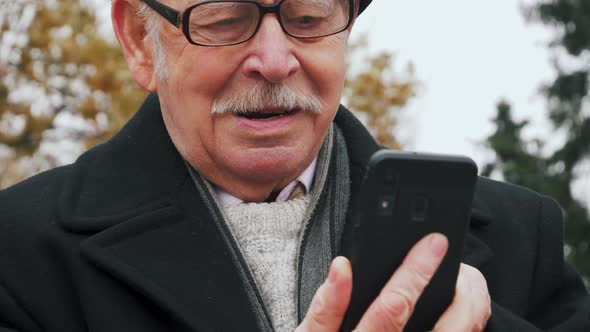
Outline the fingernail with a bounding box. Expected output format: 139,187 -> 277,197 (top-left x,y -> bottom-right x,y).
328,257 -> 345,284
429,233 -> 448,258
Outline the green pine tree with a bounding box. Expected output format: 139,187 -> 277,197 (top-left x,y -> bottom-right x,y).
483,0 -> 590,281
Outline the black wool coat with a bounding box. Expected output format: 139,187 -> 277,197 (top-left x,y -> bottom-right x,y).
0,94 -> 588,331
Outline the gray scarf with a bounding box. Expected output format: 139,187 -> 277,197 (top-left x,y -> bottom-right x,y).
185,124 -> 351,331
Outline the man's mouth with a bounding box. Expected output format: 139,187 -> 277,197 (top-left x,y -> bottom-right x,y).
236,108 -> 301,120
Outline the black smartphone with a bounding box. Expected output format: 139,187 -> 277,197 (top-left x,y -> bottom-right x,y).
339,150 -> 478,332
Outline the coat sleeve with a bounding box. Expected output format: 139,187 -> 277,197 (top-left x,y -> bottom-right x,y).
488,195 -> 590,331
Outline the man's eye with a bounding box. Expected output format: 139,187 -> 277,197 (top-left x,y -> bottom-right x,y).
212,17 -> 240,27
290,15 -> 323,28
192,15 -> 247,33
296,16 -> 317,25
199,16 -> 242,29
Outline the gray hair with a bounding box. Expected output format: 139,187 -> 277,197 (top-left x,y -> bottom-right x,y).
136,3 -> 168,80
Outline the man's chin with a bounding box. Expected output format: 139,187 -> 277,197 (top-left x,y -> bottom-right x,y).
240,157 -> 299,179
225,151 -> 305,183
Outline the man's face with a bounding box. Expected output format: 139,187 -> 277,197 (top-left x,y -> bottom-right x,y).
150,0 -> 352,200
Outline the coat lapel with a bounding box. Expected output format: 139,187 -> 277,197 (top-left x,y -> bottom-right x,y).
79,181 -> 265,331
462,187 -> 494,269
58,94 -> 264,331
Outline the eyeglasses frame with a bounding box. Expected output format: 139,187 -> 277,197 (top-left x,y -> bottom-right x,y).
141,0 -> 355,47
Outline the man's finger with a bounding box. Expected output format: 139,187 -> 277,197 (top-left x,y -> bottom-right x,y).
433,264 -> 491,332
355,233 -> 448,331
296,256 -> 353,332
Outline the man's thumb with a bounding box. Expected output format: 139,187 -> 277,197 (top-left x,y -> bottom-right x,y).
296,257 -> 353,332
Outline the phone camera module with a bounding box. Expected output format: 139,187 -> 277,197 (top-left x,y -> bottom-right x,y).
377,195 -> 396,216
411,195 -> 429,222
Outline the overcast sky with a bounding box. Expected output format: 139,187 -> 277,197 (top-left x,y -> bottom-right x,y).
351,0 -> 555,161
350,0 -> 589,207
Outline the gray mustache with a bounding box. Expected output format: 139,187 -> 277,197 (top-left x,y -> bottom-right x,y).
211,83 -> 324,115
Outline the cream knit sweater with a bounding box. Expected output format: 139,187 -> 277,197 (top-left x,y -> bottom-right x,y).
224,197 -> 310,332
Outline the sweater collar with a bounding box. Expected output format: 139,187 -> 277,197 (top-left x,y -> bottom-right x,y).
213,156 -> 318,207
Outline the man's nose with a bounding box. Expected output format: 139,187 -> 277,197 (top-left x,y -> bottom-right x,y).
242,15 -> 301,83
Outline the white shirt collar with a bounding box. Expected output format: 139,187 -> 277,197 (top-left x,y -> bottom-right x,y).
214,157 -> 318,207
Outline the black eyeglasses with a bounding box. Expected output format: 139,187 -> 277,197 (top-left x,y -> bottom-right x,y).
141,0 -> 354,47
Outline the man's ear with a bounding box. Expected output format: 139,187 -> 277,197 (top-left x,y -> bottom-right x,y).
112,0 -> 157,91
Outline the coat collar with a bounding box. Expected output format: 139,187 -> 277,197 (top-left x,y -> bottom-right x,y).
59,93 -> 186,231
463,185 -> 494,268
58,96 -> 492,331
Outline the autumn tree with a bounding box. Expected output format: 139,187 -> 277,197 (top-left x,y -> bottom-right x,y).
483,0 -> 590,280
0,2 -> 416,187
345,35 -> 416,149
0,0 -> 146,187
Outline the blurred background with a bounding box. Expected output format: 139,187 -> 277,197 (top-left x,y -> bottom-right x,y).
1,0 -> 588,282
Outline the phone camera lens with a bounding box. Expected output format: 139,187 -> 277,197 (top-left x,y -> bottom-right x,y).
377,195 -> 396,216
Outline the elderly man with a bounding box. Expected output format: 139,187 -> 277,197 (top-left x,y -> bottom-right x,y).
0,0 -> 588,331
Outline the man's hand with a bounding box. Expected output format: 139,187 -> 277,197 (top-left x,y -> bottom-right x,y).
296,233 -> 491,332
432,264 -> 491,331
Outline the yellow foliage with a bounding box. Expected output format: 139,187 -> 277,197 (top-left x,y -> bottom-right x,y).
0,0 -> 146,187
344,34 -> 417,149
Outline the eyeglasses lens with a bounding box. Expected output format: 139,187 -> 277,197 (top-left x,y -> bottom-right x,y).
187,0 -> 350,46
188,2 -> 259,45
280,0 -> 349,37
